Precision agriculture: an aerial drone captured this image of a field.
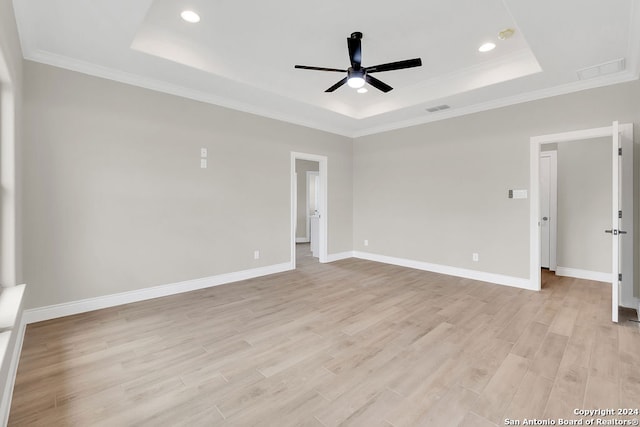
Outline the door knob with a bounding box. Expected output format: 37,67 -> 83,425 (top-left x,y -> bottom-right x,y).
542,217 -> 548,221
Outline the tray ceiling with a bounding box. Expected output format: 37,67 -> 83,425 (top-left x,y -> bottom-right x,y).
13,0 -> 640,136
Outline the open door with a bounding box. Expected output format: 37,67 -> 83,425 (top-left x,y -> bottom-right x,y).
619,124 -> 636,316
609,121 -> 634,323
610,121 -> 620,323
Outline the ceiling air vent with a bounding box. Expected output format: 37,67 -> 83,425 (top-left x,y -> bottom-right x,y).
577,58 -> 625,80
426,104 -> 450,113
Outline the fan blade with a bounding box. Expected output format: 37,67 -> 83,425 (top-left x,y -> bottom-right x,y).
295,65 -> 346,72
347,36 -> 362,70
325,77 -> 348,92
366,58 -> 422,73
366,75 -> 393,93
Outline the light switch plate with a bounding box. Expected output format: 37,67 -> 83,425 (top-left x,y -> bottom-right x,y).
509,189 -> 527,199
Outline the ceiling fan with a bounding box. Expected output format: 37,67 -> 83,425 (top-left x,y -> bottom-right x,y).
294,31 -> 422,93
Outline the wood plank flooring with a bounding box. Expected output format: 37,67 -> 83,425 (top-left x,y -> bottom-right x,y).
9,248 -> 640,426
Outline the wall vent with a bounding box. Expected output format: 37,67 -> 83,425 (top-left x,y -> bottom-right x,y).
577,58 -> 625,80
426,104 -> 450,113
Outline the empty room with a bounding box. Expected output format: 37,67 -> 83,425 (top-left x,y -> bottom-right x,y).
1,0 -> 640,426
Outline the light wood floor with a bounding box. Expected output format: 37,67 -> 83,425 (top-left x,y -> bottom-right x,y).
9,251 -> 640,426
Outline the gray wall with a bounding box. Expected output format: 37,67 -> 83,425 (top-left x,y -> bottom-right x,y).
556,138 -> 611,273
295,159 -> 319,240
22,61 -> 353,309
353,80 -> 640,286
18,58 -> 640,309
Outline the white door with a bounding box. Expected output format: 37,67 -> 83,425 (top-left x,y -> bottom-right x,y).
307,171 -> 320,258
610,122 -> 634,323
610,122 -> 620,323
540,156 -> 550,268
540,151 -> 557,271
618,125 -> 636,312
310,216 -> 319,257
306,171 -> 319,238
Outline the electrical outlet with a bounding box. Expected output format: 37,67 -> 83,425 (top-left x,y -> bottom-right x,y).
472,253 -> 479,262
364,240 -> 369,247
200,148 -> 208,158
200,159 -> 207,169
254,250 -> 260,260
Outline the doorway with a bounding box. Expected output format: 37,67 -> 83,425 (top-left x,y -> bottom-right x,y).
290,152 -> 328,269
530,122 -> 634,322
294,160 -> 319,266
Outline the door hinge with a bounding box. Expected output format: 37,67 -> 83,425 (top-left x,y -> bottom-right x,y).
619,273 -> 622,281
619,147 -> 622,155
619,210 -> 622,219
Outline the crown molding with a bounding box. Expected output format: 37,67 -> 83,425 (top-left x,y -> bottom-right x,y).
22,48 -> 639,139
351,70 -> 639,138
24,49 -> 353,138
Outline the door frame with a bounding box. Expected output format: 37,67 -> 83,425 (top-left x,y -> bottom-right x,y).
529,123 -> 633,322
539,150 -> 557,271
291,152 -> 328,268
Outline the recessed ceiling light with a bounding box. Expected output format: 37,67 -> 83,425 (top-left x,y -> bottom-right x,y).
181,10 -> 200,23
478,42 -> 496,53
357,87 -> 368,94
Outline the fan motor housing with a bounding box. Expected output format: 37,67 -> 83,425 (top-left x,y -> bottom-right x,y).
348,68 -> 365,79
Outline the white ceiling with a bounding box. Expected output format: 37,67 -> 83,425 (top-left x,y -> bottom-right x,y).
13,0 -> 640,137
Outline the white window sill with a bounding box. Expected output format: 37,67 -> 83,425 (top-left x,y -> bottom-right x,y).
0,285 -> 26,331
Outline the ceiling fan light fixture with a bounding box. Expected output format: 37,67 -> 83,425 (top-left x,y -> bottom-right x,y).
294,31 -> 422,93
347,76 -> 366,89
180,10 -> 200,23
478,42 -> 496,53
357,87 -> 368,94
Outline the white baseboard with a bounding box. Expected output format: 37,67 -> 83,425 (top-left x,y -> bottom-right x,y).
23,262 -> 292,324
295,238 -> 309,243
555,266 -> 610,283
352,251 -> 534,290
620,298 -> 640,311
324,251 -> 354,263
